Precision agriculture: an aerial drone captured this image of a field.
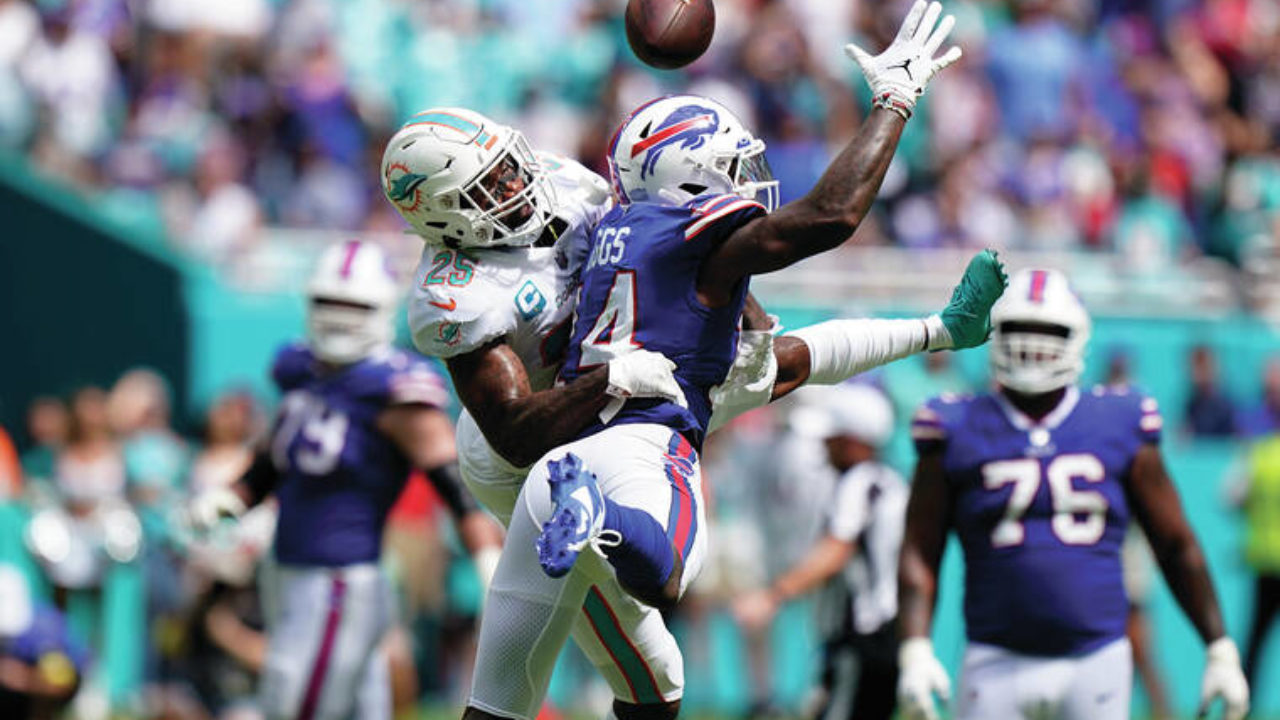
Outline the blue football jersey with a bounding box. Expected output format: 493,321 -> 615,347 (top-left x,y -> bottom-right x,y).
911,385 -> 1164,657
268,343 -> 450,566
559,193 -> 767,447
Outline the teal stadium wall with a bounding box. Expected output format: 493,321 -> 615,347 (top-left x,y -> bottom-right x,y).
6,160 -> 1280,715
0,154 -> 190,446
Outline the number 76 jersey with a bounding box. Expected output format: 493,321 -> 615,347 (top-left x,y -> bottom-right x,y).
911,385 -> 1164,657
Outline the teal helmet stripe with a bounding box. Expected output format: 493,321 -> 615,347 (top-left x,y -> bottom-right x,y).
403,112 -> 493,147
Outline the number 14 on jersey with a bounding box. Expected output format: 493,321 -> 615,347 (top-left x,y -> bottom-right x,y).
579,270 -> 641,367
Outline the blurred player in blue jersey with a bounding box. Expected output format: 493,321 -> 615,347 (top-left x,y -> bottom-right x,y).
461,3 -> 1005,719
896,268 -> 1250,720
187,240 -> 501,720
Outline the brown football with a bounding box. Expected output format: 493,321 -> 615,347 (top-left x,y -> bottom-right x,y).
625,0 -> 716,70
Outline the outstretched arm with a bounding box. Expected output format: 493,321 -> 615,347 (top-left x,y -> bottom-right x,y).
696,110 -> 905,305
706,251 -> 1006,431
697,0 -> 961,306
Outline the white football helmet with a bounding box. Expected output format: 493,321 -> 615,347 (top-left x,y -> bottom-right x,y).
306,240 -> 399,365
381,108 -> 557,248
607,95 -> 779,211
990,268 -> 1091,394
816,383 -> 895,448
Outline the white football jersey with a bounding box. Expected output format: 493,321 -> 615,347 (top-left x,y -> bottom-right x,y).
408,153 -> 612,391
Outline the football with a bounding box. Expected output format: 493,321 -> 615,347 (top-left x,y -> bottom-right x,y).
625,0 -> 716,70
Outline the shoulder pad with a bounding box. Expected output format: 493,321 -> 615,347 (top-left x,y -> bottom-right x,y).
271,343 -> 314,391
682,193 -> 768,242
911,393 -> 975,446
1089,384 -> 1163,444
408,247 -> 517,358
369,350 -> 452,408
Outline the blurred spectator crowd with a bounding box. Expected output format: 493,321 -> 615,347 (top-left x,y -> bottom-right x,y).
0,0 -> 1278,293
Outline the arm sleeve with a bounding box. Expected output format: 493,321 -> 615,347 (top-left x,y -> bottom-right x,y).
785,317 -> 936,386
425,461 -> 480,520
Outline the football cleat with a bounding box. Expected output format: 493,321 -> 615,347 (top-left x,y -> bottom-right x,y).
535,453 -> 620,578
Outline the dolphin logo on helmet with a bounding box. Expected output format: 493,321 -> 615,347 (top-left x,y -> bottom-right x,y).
381,108 -> 558,249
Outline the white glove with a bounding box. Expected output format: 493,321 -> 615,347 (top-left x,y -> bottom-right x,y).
1199,637 -> 1249,720
898,637 -> 951,720
845,0 -> 962,120
186,486 -> 247,533
606,350 -> 687,408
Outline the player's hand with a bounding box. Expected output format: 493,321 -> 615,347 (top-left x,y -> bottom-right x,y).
1198,637 -> 1249,720
606,350 -> 687,408
898,637 -> 951,720
845,0 -> 962,120
731,589 -> 779,633
185,486 -> 247,533
931,248 -> 1008,350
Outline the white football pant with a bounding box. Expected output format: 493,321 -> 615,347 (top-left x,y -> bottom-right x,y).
957,637 -> 1133,720
464,421 -> 708,719
259,562 -> 393,720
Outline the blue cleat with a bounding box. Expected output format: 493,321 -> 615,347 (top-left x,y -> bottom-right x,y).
535,453 -> 618,578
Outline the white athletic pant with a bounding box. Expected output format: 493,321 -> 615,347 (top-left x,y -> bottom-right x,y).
957,637 -> 1133,720
465,422 -> 709,719
259,562 -> 393,720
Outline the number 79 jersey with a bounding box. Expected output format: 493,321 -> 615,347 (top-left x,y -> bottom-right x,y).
268,343 -> 450,567
911,385 -> 1164,657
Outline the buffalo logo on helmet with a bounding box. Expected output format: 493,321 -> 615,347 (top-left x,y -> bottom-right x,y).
632,104 -> 720,180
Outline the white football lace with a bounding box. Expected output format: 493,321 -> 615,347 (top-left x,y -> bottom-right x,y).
574,529 -> 622,560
